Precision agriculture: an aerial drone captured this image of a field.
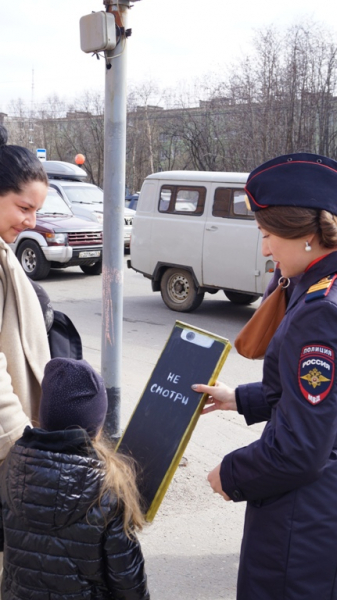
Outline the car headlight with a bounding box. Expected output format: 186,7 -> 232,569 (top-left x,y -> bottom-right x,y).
94,211 -> 103,224
45,233 -> 68,245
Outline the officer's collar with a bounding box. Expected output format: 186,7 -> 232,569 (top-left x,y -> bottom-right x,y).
287,251 -> 337,311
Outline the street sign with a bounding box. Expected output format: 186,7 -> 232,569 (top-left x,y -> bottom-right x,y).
36,148 -> 47,162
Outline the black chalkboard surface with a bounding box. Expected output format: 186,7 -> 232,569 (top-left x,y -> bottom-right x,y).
116,320 -> 231,521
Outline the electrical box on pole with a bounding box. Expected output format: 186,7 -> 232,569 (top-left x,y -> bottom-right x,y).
80,12 -> 117,53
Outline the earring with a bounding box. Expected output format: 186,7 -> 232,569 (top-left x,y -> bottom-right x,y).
305,241 -> 312,252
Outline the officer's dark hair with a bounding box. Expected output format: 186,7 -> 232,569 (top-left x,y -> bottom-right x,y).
255,205 -> 337,249
0,126 -> 48,197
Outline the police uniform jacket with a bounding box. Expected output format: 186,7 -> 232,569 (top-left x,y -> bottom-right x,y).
220,251 -> 337,600
0,427 -> 150,600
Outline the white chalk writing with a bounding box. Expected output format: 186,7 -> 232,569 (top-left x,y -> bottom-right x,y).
150,383 -> 189,405
167,372 -> 181,384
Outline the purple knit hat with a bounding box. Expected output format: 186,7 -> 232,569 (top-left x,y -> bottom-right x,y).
39,358 -> 107,438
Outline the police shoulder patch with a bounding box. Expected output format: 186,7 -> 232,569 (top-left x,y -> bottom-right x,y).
298,345 -> 335,405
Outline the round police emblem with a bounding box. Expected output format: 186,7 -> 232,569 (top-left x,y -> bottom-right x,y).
298,345 -> 335,405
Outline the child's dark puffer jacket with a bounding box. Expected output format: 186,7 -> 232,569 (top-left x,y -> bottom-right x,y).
0,427 -> 150,600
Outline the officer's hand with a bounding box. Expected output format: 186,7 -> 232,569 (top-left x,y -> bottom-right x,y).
191,381 -> 237,414
207,463 -> 231,501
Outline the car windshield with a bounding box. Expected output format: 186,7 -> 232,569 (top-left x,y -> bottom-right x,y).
62,184 -> 103,205
38,188 -> 73,216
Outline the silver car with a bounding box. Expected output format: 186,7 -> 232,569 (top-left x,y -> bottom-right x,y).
43,161 -> 135,249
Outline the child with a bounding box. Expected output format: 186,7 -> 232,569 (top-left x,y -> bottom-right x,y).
0,357 -> 150,600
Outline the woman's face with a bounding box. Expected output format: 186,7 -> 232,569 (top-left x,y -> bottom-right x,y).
259,226 -> 315,278
0,181 -> 47,243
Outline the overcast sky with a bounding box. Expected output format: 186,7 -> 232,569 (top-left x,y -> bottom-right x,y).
1,0 -> 337,114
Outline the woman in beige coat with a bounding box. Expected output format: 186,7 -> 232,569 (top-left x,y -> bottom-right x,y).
0,126 -> 50,460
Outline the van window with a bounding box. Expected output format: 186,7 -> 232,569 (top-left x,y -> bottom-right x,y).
212,188 -> 231,217
159,187 -> 173,212
233,190 -> 254,217
158,186 -> 205,215
213,188 -> 254,219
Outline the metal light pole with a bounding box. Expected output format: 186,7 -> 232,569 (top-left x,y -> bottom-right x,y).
102,0 -> 129,439
80,0 -> 142,439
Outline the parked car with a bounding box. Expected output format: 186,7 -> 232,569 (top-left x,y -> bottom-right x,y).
10,188 -> 103,280
43,161 -> 135,249
128,170 -> 275,312
125,193 -> 139,211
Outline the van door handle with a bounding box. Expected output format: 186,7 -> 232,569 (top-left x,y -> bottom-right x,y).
205,225 -> 218,231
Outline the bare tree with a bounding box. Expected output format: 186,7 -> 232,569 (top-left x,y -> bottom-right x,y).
126,81 -> 164,191
4,18 -> 337,187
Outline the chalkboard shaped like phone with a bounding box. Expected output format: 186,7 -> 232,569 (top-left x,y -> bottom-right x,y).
116,320 -> 231,521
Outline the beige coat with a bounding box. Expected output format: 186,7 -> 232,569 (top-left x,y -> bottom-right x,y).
0,239 -> 50,459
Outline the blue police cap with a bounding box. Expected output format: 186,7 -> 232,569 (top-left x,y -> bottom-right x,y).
245,153 -> 337,214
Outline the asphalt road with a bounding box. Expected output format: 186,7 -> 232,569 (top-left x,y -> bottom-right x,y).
42,259 -> 265,600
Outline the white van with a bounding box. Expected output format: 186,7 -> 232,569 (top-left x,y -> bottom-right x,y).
127,170 -> 275,312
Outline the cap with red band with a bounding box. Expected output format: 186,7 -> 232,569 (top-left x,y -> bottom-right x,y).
245,153 -> 337,214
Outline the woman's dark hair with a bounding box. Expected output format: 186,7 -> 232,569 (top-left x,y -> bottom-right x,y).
255,205 -> 337,249
0,126 -> 48,197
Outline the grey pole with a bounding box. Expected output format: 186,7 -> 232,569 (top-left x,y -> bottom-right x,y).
101,0 -> 132,439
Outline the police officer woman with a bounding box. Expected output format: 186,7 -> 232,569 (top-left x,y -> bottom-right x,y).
193,153 -> 337,600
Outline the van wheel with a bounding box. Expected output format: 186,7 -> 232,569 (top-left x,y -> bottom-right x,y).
160,268 -> 204,312
17,240 -> 51,280
225,291 -> 259,305
80,260 -> 102,275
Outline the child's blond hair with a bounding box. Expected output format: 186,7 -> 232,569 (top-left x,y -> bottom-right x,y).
91,434 -> 145,536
